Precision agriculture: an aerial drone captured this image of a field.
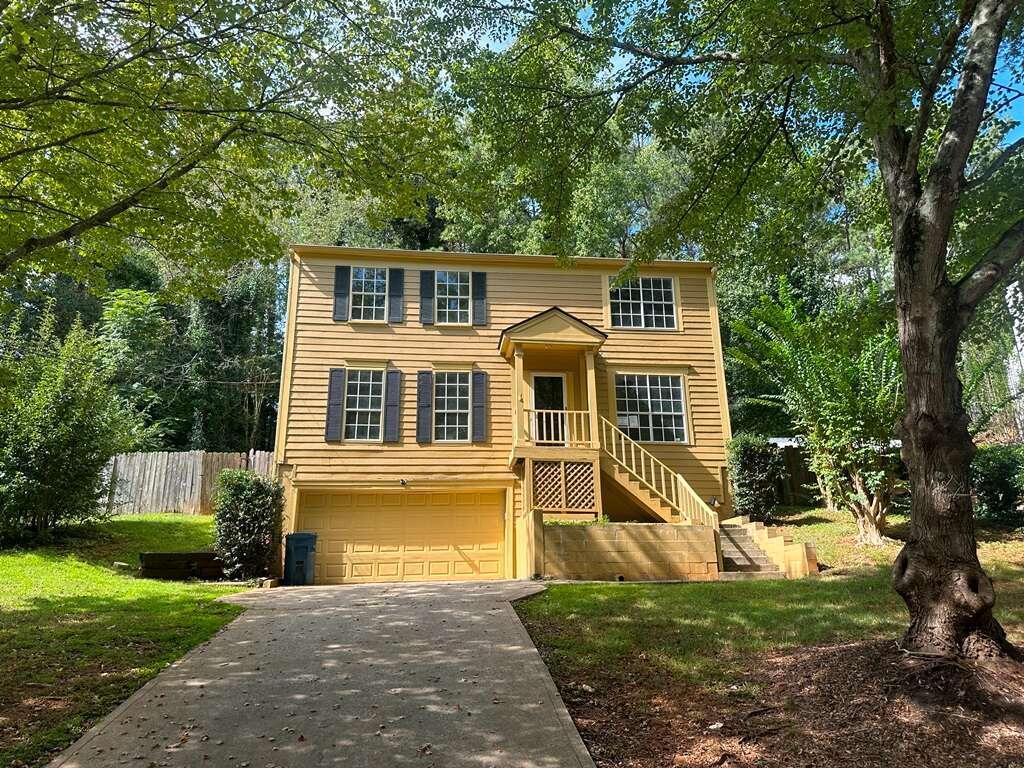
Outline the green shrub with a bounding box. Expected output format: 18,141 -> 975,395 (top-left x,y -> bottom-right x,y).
213,469 -> 283,579
727,434 -> 785,521
0,309 -> 146,545
971,444 -> 1024,524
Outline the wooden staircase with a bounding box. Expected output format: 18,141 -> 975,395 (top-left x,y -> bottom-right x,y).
598,416 -> 719,529
599,457 -> 679,522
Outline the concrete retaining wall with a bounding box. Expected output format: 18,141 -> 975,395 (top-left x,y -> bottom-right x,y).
542,523 -> 720,581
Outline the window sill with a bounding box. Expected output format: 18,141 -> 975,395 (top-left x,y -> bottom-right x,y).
348,319 -> 389,325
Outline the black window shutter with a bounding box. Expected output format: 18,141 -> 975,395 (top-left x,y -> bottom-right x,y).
387,268 -> 404,323
383,369 -> 402,443
419,270 -> 435,325
471,272 -> 487,326
471,369 -> 488,442
416,370 -> 434,443
333,266 -> 351,321
324,367 -> 346,441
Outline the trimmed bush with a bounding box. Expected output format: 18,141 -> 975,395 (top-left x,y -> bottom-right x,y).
727,434 -> 785,521
971,444 -> 1024,524
213,469 -> 283,579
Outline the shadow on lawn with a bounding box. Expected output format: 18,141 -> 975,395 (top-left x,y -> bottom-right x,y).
522,568 -> 1024,768
767,513 -> 833,527
0,590 -> 240,768
522,563 -> 1024,683
32,515 -> 217,567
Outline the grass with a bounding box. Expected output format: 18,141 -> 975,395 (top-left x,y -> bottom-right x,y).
0,514 -> 244,768
516,506 -> 1024,689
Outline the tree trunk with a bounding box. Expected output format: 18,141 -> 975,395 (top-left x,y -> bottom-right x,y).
817,476 -> 837,513
891,228 -> 1012,658
848,471 -> 890,545
854,509 -> 887,546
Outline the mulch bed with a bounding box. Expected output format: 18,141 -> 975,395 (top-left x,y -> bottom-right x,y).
556,640 -> 1024,768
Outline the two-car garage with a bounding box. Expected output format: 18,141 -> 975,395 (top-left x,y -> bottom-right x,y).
295,489 -> 506,583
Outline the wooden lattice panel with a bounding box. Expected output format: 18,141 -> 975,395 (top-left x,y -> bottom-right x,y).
563,462 -> 596,511
533,461 -> 563,510
532,460 -> 597,512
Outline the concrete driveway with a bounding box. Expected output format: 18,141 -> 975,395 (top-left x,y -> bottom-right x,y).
49,582 -> 594,768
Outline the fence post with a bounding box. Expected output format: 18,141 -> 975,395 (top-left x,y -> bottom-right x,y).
104,455 -> 120,515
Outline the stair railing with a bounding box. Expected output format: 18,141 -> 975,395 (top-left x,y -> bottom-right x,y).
598,416 -> 719,529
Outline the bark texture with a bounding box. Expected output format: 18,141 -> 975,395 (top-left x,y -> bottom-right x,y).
854,509 -> 887,546
846,470 -> 891,545
870,0 -> 1022,658
891,251 -> 1009,656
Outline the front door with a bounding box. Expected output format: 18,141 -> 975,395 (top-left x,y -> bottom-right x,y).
532,374 -> 567,445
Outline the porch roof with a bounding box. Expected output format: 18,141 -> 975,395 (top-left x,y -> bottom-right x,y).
498,307 -> 607,359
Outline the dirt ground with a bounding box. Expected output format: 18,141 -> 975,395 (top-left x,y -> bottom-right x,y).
558,640 -> 1024,768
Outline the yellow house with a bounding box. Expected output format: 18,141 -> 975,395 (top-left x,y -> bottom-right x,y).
275,245 -> 816,584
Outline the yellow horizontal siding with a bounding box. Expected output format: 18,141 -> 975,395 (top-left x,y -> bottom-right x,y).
281,256 -> 728,497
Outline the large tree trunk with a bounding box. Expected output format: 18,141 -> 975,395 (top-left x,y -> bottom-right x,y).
891,231 -> 1011,658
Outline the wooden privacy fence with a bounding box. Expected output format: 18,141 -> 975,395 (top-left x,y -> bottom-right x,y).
104,450 -> 274,515
770,442 -> 820,506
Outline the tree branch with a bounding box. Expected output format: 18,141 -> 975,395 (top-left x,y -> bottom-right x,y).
0,126 -> 108,166
904,0 -> 979,177
956,218 -> 1024,311
472,2 -> 857,68
924,0 -> 1016,204
0,123 -> 245,274
963,136 -> 1024,189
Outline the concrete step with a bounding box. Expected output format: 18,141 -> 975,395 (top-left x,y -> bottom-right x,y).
720,537 -> 760,549
720,548 -> 770,561
719,570 -> 785,581
721,554 -> 775,568
718,525 -> 781,576
720,528 -> 756,539
720,561 -> 774,573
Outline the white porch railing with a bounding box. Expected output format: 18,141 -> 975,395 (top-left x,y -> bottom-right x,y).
598,416 -> 719,529
522,408 -> 594,447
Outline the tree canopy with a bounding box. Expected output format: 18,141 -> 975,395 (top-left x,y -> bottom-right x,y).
0,0 -> 451,292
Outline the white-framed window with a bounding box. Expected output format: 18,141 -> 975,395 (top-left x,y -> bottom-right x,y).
343,368 -> 385,441
350,267 -> 388,321
615,373 -> 687,443
610,276 -> 677,329
436,270 -> 471,325
433,370 -> 471,442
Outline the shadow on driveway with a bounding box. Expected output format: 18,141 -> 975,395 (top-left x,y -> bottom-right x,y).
49,581 -> 594,768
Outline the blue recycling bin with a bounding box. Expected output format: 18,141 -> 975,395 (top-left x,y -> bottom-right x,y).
284,532 -> 317,586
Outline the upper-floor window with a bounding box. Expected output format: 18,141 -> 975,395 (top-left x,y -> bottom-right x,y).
615,373 -> 687,443
433,370 -> 471,442
343,368 -> 384,441
610,276 -> 677,329
350,267 -> 388,321
436,270 -> 471,325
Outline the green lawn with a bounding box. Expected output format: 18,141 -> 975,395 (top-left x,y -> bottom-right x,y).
517,507 -> 1024,689
0,514 -> 244,768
